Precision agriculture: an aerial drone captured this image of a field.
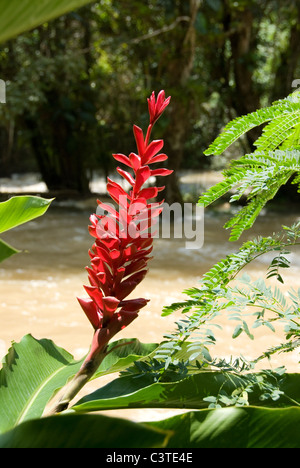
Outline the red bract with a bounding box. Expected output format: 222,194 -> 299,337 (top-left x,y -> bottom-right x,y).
78,90 -> 172,360
148,90 -> 171,125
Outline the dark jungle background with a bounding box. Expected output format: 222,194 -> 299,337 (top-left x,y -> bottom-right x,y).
0,0 -> 299,204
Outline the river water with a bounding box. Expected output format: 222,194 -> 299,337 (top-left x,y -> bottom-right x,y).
0,172 -> 300,421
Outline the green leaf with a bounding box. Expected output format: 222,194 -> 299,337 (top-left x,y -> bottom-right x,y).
201,92 -> 300,240
72,371 -> 300,413
93,339 -> 158,379
0,0 -> 95,44
232,324 -> 243,339
1,407 -> 299,448
198,170 -> 246,207
0,238 -> 20,263
0,334 -> 80,434
149,407 -> 300,448
0,196 -> 53,234
204,95 -> 300,156
255,110 -> 300,151
0,334 -> 158,434
0,196 -> 53,263
0,413 -> 170,448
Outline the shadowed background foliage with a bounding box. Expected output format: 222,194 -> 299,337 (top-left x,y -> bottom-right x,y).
0,0 -> 299,202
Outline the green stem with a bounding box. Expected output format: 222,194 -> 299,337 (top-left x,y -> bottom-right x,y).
44,349 -> 107,416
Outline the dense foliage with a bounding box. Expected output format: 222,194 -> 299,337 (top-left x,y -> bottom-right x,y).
1,87 -> 300,450
153,91 -> 300,410
1,0 -> 300,449
0,0 -> 299,200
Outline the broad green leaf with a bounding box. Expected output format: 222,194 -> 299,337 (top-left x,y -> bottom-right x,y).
73,371 -> 300,413
0,334 -> 158,434
1,407 -> 299,448
0,238 -> 20,263
148,407 -> 300,448
0,334 -> 80,434
93,339 -> 158,379
0,0 -> 95,44
0,413 -> 170,448
0,196 -> 52,234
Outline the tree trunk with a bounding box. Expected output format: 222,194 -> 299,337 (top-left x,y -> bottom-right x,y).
271,3 -> 300,101
160,0 -> 201,204
25,112 -> 91,195
227,6 -> 262,147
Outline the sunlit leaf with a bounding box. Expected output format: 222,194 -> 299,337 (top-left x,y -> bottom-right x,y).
0,334 -> 158,434
0,238 -> 20,263
0,0 -> 95,44
149,407 -> 300,448
0,196 -> 52,234
72,371 -> 300,413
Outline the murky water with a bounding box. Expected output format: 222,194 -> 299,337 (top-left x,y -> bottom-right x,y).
1,173 -> 300,421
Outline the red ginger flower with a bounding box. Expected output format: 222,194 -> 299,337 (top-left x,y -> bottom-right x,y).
78,91 -> 172,361
148,90 -> 171,125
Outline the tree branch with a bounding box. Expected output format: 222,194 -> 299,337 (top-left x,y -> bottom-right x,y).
130,16 -> 191,44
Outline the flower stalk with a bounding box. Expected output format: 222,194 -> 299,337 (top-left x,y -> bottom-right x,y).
45,90 -> 172,415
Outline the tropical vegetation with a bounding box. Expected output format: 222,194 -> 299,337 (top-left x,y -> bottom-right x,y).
0,0 -> 300,449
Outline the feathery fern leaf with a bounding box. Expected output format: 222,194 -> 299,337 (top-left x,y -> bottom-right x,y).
204,91 -> 300,156
200,93 -> 300,240
255,110 -> 300,151
224,171 -> 293,241
158,223 -> 300,368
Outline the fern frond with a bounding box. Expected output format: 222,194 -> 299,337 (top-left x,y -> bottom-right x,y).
254,110 -> 300,151
225,196 -> 268,241
204,92 -> 300,156
204,108 -> 280,155
163,224 -> 300,318
198,169 -> 246,207
199,149 -> 300,240
224,171 -> 293,241
232,149 -> 300,168
162,299 -> 206,317
280,122 -> 300,150
158,222 -> 300,368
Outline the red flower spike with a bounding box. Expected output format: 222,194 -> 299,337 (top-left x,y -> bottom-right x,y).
147,90 -> 171,125
151,168 -> 174,177
106,179 -> 130,206
129,152 -> 142,172
119,298 -> 149,311
97,202 -> 119,221
77,297 -> 100,330
84,285 -> 104,309
143,139 -> 164,164
138,187 -> 158,200
149,153 -> 168,164
135,166 -> 151,192
133,125 -> 146,157
113,153 -> 131,167
116,167 -> 135,186
78,90 -> 172,360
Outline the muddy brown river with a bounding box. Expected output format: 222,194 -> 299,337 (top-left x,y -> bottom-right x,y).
0,173 -> 300,421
